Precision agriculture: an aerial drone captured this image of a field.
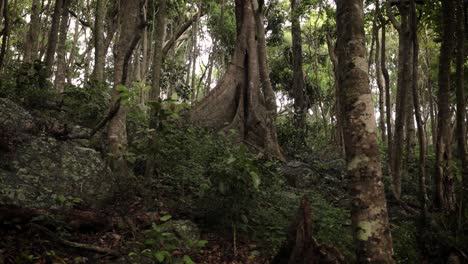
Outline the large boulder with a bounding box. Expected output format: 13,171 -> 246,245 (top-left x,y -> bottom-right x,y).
0,98 -> 112,208
0,98 -> 35,132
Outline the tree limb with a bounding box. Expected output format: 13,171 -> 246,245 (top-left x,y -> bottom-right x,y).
68,9 -> 92,28
386,0 -> 401,32
162,11 -> 204,57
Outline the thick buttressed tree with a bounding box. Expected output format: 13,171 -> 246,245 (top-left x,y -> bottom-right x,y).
189,0 -> 284,160
336,0 -> 394,261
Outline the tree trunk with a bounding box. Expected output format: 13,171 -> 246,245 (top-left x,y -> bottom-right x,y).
93,0 -> 106,81
23,0 -> 41,63
54,0 -> 71,93
374,23 -> 386,144
291,0 -> 306,130
326,33 -> 344,156
455,0 -> 467,218
336,0 -> 394,261
67,20 -> 80,84
45,0 -> 64,75
380,19 -> 393,174
434,0 -> 456,210
190,8 -> 200,103
388,2 -> 413,199
145,0 -> 167,179
409,0 -> 428,221
107,0 -> 142,178
0,0 -> 9,72
189,0 -> 283,160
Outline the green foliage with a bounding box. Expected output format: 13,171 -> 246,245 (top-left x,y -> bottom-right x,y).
62,80 -> 110,127
205,0 -> 236,56
392,221 -> 420,263
198,133 -> 262,230
0,61 -> 54,108
128,216 -> 207,264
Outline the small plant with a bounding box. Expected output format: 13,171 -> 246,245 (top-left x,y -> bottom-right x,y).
128,215 -> 207,264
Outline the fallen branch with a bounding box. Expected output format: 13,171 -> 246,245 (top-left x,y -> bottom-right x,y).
28,223 -> 120,257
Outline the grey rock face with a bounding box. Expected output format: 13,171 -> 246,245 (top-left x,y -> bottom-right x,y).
0,99 -> 112,208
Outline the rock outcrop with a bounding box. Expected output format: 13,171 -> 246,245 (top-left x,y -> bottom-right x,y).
0,98 -> 112,208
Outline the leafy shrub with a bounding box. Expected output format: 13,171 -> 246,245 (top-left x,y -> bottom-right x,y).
0,61 -> 54,108
61,80 -> 110,127
128,215 -> 206,264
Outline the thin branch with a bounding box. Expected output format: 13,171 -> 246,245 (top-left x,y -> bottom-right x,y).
28,223 -> 120,257
68,9 -> 92,28
386,0 -> 401,32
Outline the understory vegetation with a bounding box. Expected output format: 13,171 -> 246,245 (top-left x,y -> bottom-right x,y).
0,0 -> 467,263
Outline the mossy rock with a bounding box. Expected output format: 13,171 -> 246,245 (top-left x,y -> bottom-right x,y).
0,136 -> 112,208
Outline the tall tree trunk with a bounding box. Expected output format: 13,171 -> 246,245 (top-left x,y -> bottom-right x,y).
336,0 -> 394,261
326,33 -> 345,156
107,0 -> 142,178
45,0 -> 64,75
455,0 -> 467,218
190,8 -> 200,103
54,0 -> 71,93
380,19 -> 393,173
374,23 -> 386,144
291,0 -> 306,130
0,0 -> 9,72
388,2 -> 413,199
145,0 -> 167,179
67,20 -> 80,84
93,0 -> 106,81
434,0 -> 456,210
189,0 -> 283,160
23,0 -> 41,63
410,0 -> 428,221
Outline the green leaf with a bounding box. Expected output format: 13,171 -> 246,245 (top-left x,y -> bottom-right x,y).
196,240 -> 208,247
250,171 -> 261,189
160,214 -> 172,222
183,255 -> 196,264
226,156 -> 236,164
154,251 -> 165,262
144,238 -> 157,245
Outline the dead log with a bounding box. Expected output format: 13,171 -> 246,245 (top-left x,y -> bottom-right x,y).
271,197 -> 346,264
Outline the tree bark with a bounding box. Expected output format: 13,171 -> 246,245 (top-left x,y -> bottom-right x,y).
434,0 -> 456,210
380,19 -> 393,175
45,0 -> 64,75
23,0 -> 41,63
409,0 -> 428,221
145,0 -> 167,179
389,2 -> 413,199
54,0 -> 71,93
290,0 -> 306,130
455,0 -> 467,218
0,0 -> 9,72
93,0 -> 106,81
374,22 -> 386,144
107,0 -> 142,178
336,0 -> 394,261
189,0 -> 283,160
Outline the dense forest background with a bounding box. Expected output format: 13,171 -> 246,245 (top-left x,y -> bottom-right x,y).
0,0 -> 467,263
